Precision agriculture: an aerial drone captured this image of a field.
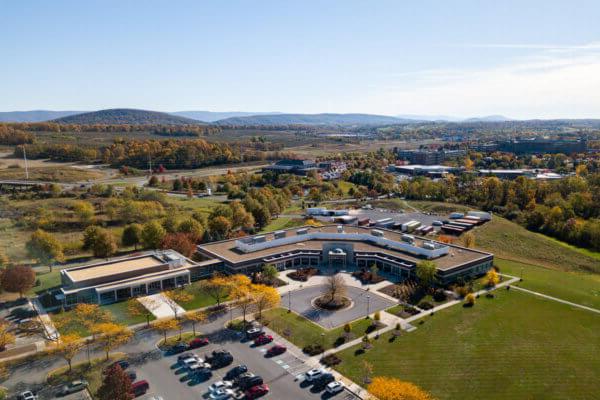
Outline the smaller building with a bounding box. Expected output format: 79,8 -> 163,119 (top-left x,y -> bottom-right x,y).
262,159 -> 319,176
389,164 -> 462,177
395,149 -> 466,165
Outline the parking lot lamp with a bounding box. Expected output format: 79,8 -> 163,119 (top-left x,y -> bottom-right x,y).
288,289 -> 292,312
366,295 -> 371,318
321,332 -> 325,351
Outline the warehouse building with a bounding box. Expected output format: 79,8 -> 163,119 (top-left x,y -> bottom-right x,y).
197,225 -> 493,285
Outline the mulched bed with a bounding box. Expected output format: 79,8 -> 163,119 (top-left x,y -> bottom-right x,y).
287,267 -> 319,282
351,269 -> 386,284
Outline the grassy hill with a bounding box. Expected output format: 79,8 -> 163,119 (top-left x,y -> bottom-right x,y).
52,108 -> 204,125
215,113 -> 417,125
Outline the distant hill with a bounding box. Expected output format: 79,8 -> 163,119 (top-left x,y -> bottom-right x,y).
215,113 -> 416,125
464,115 -> 511,122
52,108 -> 204,125
171,111 -> 282,122
0,110 -> 84,122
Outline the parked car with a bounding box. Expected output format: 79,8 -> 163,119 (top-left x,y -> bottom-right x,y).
305,368 -> 326,381
253,334 -> 273,346
169,342 -> 188,354
245,384 -> 269,399
209,388 -> 235,400
188,362 -> 212,374
105,359 -> 129,372
181,355 -> 203,368
326,381 -> 345,394
266,344 -> 286,356
209,380 -> 234,393
225,364 -> 248,380
234,372 -> 255,385
177,352 -> 196,362
246,327 -> 263,339
58,380 -> 88,396
313,373 -> 335,391
432,220 -> 443,226
126,370 -> 137,381
207,349 -> 233,368
239,375 -> 264,391
189,337 -> 209,348
132,380 -> 150,397
17,391 -> 37,400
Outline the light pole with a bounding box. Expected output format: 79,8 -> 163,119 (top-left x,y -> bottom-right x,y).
520,267 -> 524,282
288,289 -> 292,313
321,332 -> 325,352
366,295 -> 371,319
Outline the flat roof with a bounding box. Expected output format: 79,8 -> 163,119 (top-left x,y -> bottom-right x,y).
199,225 -> 492,271
66,255 -> 165,282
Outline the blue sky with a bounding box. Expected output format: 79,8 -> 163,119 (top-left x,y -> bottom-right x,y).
2,0 -> 600,118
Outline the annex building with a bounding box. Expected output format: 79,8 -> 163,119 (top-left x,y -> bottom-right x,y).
197,225 -> 494,285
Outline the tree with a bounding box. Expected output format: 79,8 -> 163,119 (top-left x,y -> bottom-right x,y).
261,264 -> 278,285
26,229 -> 64,271
370,263 -> 379,281
82,225 -> 102,250
127,298 -> 155,328
177,219 -> 205,242
322,274 -> 347,304
0,251 -> 8,268
361,360 -> 374,384
92,228 -> 117,258
415,261 -> 437,288
208,215 -> 232,240
184,310 -> 207,336
74,303 -> 111,339
343,322 -> 352,340
122,224 -> 142,250
93,323 -> 132,360
486,268 -> 500,287
202,274 -> 231,307
163,288 -> 193,319
51,333 -> 84,372
0,265 -> 36,297
230,276 -> 255,322
141,220 -> 166,249
152,318 -> 180,343
97,364 -> 134,400
253,284 -> 280,320
368,376 -> 434,400
462,232 -> 475,248
160,233 -> 196,257
465,293 -> 476,306
0,320 -> 16,350
72,200 -> 95,226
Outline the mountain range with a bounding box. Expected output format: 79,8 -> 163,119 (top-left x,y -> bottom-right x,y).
0,108 -> 513,125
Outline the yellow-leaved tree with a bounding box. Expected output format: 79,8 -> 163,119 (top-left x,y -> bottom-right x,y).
368,376 -> 435,400
486,268 -> 500,287
202,273 -> 231,307
252,284 -> 280,320
51,333 -> 84,372
153,318 -> 180,343
229,275 -> 254,322
184,310 -> 207,336
92,322 -> 133,360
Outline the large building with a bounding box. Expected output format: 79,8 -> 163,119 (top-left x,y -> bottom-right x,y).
58,251 -> 222,307
396,149 -> 466,165
497,137 -> 588,154
262,159 -> 320,176
197,225 -> 493,285
388,164 -> 462,177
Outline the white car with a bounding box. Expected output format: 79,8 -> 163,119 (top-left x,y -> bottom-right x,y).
305,368 -> 326,381
188,362 -> 211,373
326,381 -> 345,394
181,355 -> 202,367
209,388 -> 235,400
209,380 -> 233,392
18,391 -> 38,400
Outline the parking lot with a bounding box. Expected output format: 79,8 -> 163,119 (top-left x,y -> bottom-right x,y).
128,329 -> 360,400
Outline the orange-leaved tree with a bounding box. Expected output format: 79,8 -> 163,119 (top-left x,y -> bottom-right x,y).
368,376 -> 435,400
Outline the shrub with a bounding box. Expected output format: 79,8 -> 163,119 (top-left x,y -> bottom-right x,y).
403,305 -> 420,315
321,354 -> 342,367
455,285 -> 470,298
465,293 -> 476,306
303,344 -> 324,355
418,301 -> 434,310
433,289 -> 447,302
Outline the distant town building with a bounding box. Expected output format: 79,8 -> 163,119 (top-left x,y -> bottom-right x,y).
395,149 -> 466,165
262,159 -> 320,176
496,137 -> 588,154
478,169 -> 565,180
388,164 -> 462,177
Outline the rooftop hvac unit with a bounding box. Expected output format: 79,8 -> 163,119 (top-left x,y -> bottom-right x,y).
254,235 -> 266,243
297,228 -> 309,235
337,225 -> 344,233
371,229 -> 384,237
422,242 -> 435,250
401,234 -> 415,243
273,230 -> 286,239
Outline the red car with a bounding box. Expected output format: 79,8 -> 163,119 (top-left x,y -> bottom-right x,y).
245,384 -> 269,399
253,334 -> 273,346
188,337 -> 209,349
266,344 -> 286,356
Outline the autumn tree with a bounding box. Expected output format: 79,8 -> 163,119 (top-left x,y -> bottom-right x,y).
368,376 -> 434,400
177,219 -> 205,242
261,264 -> 279,285
93,322 -> 132,360
0,320 -> 16,350
229,275 -> 254,322
160,233 -> 196,258
486,268 -> 500,287
72,200 -> 95,226
202,274 -> 230,307
92,228 -> 118,258
153,318 -> 180,343
163,288 -> 193,319
465,293 -> 476,306
73,303 -> 111,339
416,261 -> 437,288
322,274 -> 347,304
184,310 -> 207,336
362,360 -> 374,385
127,298 -> 155,327
253,284 -> 280,320
26,229 -> 64,271
51,333 -> 84,372
97,364 -> 134,400
141,220 -> 166,249
0,265 -> 36,297
0,251 -> 8,268
208,216 -> 232,240
121,223 -> 142,250
462,232 -> 475,248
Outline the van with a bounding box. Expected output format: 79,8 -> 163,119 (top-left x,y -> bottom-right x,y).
132,380 -> 149,397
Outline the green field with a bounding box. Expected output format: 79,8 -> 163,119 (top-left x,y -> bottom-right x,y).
335,290 -> 600,400
261,308 -> 377,350
260,217 -> 306,233
178,282 -> 223,311
497,259 -> 600,309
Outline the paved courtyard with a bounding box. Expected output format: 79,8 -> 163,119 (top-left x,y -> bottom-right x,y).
287,285 -> 395,329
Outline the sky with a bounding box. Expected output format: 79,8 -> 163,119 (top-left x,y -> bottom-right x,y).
2,0 -> 600,119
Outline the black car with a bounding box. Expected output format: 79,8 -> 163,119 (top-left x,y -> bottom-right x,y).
105,359 -> 129,372
225,364 -> 248,380
239,375 -> 264,391
312,373 -> 335,391
207,350 -> 233,368
170,343 -> 188,354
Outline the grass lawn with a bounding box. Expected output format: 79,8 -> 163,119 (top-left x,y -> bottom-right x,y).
47,353 -> 124,397
177,282 -> 223,311
101,301 -> 156,326
335,290 -> 600,400
475,216 -> 600,273
166,196 -> 223,214
0,166 -> 102,182
260,217 -> 306,233
261,308 -> 378,350
497,258 -> 600,309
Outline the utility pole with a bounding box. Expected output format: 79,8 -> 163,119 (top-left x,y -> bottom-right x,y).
148,153 -> 152,175
23,145 -> 29,180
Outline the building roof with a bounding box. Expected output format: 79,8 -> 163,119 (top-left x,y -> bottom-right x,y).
198,225 -> 492,272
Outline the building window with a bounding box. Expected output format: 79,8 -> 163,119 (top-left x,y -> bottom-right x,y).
132,285 -> 146,296
116,288 -> 131,301
99,291 -> 116,304
148,281 -> 161,293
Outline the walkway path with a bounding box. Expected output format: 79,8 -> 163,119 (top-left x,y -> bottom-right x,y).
138,293 -> 184,319
510,285 -> 600,314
